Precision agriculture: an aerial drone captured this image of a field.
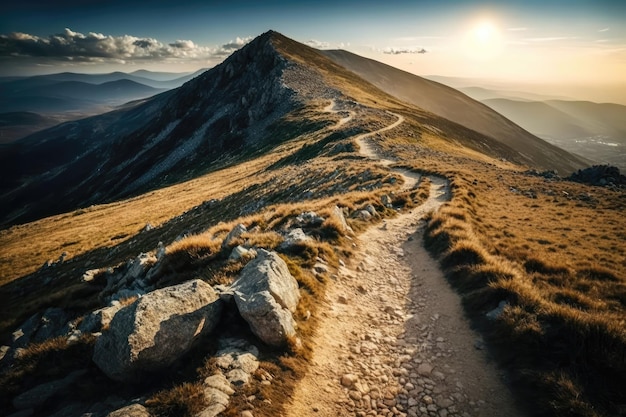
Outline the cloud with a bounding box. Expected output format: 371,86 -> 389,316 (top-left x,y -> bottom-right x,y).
305,39 -> 331,49
598,28 -> 610,32
523,36 -> 577,42
507,27 -> 529,32
0,28 -> 252,64
382,47 -> 427,55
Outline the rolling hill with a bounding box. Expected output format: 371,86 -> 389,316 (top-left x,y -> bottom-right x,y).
479,98 -> 626,170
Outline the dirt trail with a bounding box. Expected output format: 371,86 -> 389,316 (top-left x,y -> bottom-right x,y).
283,104 -> 525,417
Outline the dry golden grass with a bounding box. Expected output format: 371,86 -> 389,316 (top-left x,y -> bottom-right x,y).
146,382 -> 208,417
399,149 -> 626,417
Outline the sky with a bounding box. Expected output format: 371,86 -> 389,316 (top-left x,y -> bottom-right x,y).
1,0 -> 625,101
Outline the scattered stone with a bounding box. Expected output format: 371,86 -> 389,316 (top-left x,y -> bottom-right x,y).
417,363 -> 433,376
365,204 -> 377,216
278,228 -> 311,250
332,205 -> 351,233
199,373 -> 234,417
93,279 -> 223,381
78,304 -> 124,334
106,404 -> 150,417
222,224 -> 247,250
229,245 -> 257,261
356,210 -> 372,221
82,269 -> 101,282
294,211 -> 325,227
341,374 -> 358,387
381,194 -> 393,208
486,301 -> 508,320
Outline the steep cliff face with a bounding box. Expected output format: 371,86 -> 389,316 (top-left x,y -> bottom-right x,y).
0,32 -> 321,226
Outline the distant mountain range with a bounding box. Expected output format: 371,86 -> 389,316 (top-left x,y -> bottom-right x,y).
0,31 -> 587,227
0,68 -> 207,141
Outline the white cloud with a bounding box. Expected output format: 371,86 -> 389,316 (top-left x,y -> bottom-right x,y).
305,39 -> 331,49
382,46 -> 427,55
598,27 -> 610,32
507,27 -> 529,32
0,28 -> 252,63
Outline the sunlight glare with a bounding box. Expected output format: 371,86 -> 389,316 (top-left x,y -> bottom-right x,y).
463,17 -> 504,61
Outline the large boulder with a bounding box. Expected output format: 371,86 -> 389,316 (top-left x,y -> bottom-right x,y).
230,250 -> 300,346
93,279 -> 223,382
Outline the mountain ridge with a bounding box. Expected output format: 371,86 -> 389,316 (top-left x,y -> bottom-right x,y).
0,30 -> 588,227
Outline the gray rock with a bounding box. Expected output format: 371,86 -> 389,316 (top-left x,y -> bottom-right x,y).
235,291 -> 297,347
231,249 -> 300,313
229,246 -> 257,261
126,253 -> 157,281
222,224 -> 247,250
232,249 -> 300,346
93,279 -> 223,381
381,194 -> 393,208
12,369 -> 86,410
356,210 -> 372,221
294,211 -> 325,227
365,204 -> 378,216
78,304 -> 124,334
331,205 -> 351,233
106,404 -> 150,417
32,308 -> 68,343
486,301 -> 508,320
214,338 -> 260,386
12,313 -> 41,348
278,228 -> 311,250
198,374 -> 234,417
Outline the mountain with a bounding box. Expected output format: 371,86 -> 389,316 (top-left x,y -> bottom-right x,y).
479,98 -> 626,170
0,69 -> 206,91
0,31 -> 587,227
0,79 -> 167,113
130,69 -> 194,81
0,112 -> 61,144
321,49 -> 588,174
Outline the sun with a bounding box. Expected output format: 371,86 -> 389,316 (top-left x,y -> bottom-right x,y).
464,18 -> 504,61
474,21 -> 497,44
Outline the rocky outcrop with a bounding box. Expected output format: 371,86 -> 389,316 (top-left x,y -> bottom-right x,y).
93,279 -> 223,381
11,308 -> 68,348
78,303 -> 124,334
98,252 -> 158,302
568,165 -> 626,187
230,250 -> 300,346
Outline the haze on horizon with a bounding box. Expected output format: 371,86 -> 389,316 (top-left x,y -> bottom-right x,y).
1,0 -> 625,103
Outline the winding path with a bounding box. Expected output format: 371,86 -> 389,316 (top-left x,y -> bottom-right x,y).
284,103 -> 524,417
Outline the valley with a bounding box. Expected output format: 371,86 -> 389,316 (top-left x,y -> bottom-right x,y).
0,31 -> 624,417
